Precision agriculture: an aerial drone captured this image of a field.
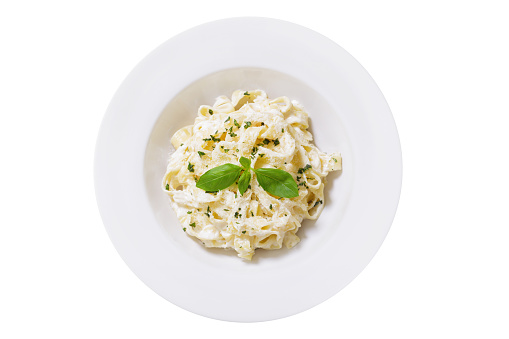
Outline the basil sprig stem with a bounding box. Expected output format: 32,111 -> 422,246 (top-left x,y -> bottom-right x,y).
196,157 -> 299,198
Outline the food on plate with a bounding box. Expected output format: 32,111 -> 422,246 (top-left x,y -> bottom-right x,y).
162,90 -> 341,260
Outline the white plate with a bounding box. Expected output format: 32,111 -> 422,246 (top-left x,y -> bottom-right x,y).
94,17 -> 402,322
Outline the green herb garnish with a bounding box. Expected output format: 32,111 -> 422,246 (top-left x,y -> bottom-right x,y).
238,169 -> 251,196
188,162 -> 195,172
251,147 -> 258,157
254,168 -> 299,198
297,164 -> 312,174
244,121 -> 252,129
234,119 -> 240,128
195,156 -> 298,198
239,156 -> 251,169
244,91 -> 249,95
273,138 -> 280,146
225,116 -> 230,123
196,163 -> 242,192
189,222 -> 196,227
165,183 -> 169,190
198,151 -> 205,158
313,200 -> 323,207
209,109 -> 213,115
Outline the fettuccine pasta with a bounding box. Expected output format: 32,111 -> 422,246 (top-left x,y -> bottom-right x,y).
162,90 -> 341,260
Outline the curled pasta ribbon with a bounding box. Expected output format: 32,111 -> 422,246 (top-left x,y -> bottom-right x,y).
170,125 -> 193,148
269,96 -> 292,113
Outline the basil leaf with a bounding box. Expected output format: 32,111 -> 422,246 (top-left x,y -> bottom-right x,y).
196,164 -> 242,192
238,170 -> 251,196
239,156 -> 251,170
254,168 -> 299,198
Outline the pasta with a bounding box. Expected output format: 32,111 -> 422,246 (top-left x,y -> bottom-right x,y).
162,90 -> 342,260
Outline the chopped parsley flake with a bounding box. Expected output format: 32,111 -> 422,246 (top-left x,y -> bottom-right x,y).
282,128 -> 284,132
298,164 -> 312,174
188,162 -> 195,172
298,182 -> 309,188
187,211 -> 192,214
244,91 -> 249,95
333,158 -> 338,163
269,204 -> 272,210
259,153 -> 265,157
180,143 -> 183,146
242,231 -> 246,234
208,109 -> 213,115
224,149 -> 229,153
198,151 -> 205,158
251,146 -> 258,156
225,116 -> 230,123
262,139 -> 270,145
244,121 -> 252,129
189,222 -> 196,227
234,119 -> 240,128
251,211 -> 254,217
273,138 -> 280,146
183,227 -> 186,232
165,183 -> 169,190
224,209 -> 229,211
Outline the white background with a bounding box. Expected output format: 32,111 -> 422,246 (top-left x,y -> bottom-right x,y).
1,1 -> 508,338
